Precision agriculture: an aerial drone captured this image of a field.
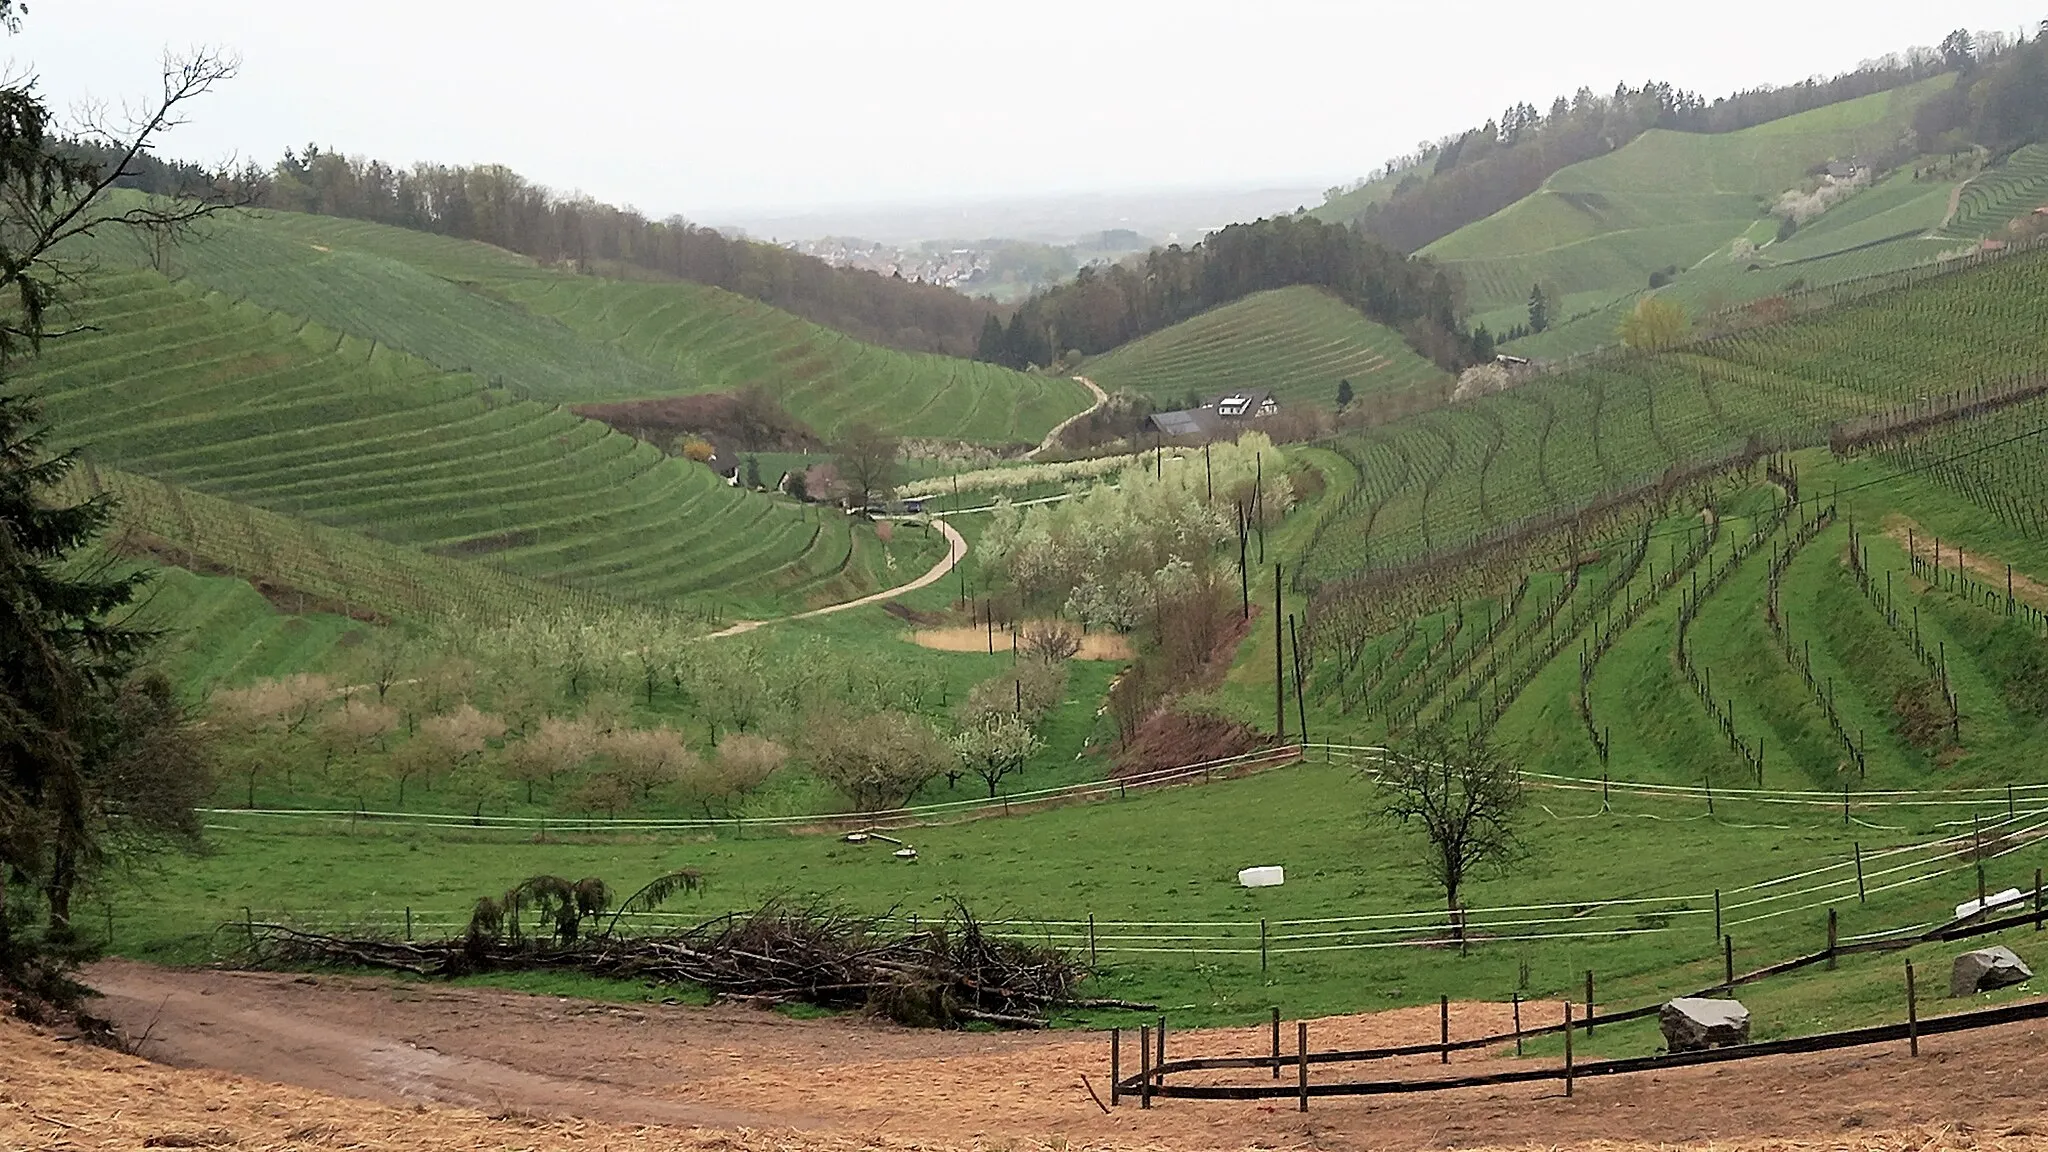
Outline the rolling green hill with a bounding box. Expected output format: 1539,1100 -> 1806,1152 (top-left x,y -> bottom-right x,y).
1080,286 -> 1451,413
20,269 -> 865,615
82,200 -> 1091,446
493,275 -> 1089,444
1427,77 -> 1954,323
1506,167 -> 1971,359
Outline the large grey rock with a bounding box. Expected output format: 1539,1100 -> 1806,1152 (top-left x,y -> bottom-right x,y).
1950,946 -> 2033,997
1659,997 -> 1750,1052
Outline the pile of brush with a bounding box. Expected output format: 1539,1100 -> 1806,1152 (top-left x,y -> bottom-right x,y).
239,872 -> 1141,1028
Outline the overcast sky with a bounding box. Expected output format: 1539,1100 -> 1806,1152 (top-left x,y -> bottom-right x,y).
15,1 -> 2044,216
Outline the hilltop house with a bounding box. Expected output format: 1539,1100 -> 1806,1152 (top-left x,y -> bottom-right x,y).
1825,157 -> 1867,181
1145,389 -> 1280,441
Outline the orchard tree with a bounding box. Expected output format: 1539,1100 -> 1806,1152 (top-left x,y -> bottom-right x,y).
1335,378 -> 1355,410
804,710 -> 951,813
834,421 -> 901,512
949,714 -> 1041,797
1377,727 -> 1526,939
1617,296 -> 1690,351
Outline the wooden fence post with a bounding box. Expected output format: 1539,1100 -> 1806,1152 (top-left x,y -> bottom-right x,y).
1713,889 -> 1721,939
1088,914 -> 1098,966
1723,935 -> 1734,990
1827,909 -> 1838,969
1512,993 -> 1523,1056
1109,1028 -> 1121,1107
1855,843 -> 1866,904
1156,1015 -> 1166,1072
2036,867 -> 2044,932
1584,970 -> 1595,1035
1297,1021 -> 1309,1112
1439,995 -> 1450,1064
1905,961 -> 1919,1057
405,906 -> 413,942
1563,1003 -> 1575,1097
1138,1025 -> 1151,1109
1271,1006 -> 1281,1079
1260,919 -> 1269,972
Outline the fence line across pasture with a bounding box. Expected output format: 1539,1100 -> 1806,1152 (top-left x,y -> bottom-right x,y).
199,742 -> 2048,839
223,807 -> 2039,960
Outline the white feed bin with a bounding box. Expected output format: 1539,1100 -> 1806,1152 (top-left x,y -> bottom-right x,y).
1238,866 -> 1285,888
1956,888 -> 2024,919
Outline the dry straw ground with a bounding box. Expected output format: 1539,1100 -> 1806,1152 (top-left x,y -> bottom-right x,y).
10,962 -> 2048,1152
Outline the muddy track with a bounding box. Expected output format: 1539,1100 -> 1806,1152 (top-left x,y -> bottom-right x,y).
77,959 -> 2048,1151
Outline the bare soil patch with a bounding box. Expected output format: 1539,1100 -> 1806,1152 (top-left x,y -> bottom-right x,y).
1113,710 -> 1272,775
912,623 -> 1133,660
42,961 -> 2048,1151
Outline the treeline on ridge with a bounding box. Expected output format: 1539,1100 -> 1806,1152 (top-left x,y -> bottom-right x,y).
1330,30 -> 2048,253
978,213 -> 1479,373
80,144 -> 1000,358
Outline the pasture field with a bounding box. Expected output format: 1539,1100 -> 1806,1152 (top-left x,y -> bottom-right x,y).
1082,286 -> 1450,413
1300,246 -> 2048,582
105,750 -> 2046,1038
1427,77 -> 1953,315
19,269 -> 881,617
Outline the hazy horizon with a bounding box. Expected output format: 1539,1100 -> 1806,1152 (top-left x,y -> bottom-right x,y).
16,1 -> 2046,223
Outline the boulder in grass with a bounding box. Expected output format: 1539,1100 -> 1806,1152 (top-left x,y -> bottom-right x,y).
1659,997 -> 1750,1052
1950,946 -> 2033,997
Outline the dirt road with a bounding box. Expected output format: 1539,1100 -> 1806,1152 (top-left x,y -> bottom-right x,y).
77,959 -> 2048,1151
707,516 -> 965,638
1029,375 -> 1110,460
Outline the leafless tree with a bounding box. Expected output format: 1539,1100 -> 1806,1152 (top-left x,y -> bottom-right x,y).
1377,728 -> 1526,939
1,50 -> 245,359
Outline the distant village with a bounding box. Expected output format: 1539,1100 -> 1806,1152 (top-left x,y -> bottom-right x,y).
782,237 -> 993,290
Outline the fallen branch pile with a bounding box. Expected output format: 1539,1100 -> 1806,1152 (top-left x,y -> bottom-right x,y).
240,900 -> 1137,1028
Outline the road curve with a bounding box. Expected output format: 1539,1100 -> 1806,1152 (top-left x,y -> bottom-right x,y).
706,516 -> 966,639
1027,375 -> 1109,460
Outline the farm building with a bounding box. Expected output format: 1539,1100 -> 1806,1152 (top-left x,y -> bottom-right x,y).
1146,390 -> 1280,440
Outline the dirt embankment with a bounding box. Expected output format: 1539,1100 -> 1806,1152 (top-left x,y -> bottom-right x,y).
21,960 -> 2048,1152
1882,516 -> 2048,610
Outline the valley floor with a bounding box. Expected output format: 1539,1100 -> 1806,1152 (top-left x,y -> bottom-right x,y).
19,959 -> 2047,1151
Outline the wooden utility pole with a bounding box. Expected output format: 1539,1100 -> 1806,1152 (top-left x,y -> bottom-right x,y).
1274,564 -> 1286,740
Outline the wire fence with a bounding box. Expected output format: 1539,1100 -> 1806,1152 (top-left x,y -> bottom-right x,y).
224,805 -> 2044,960
196,742 -> 2048,838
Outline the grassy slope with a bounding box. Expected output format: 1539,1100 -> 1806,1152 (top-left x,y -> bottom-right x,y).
19,268 -> 864,617
1082,286 -> 1451,413
493,275 -> 1089,445
1426,77 -> 1954,317
90,199 -> 1091,445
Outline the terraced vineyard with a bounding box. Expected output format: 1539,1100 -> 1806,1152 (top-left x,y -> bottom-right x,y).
1305,449 -> 2048,799
1426,77 -> 1953,315
22,270 -> 861,615
496,276 -> 1089,444
77,197 -> 686,404
1301,245 -> 2048,585
1082,286 -> 1450,411
1942,144 -> 2048,239
83,199 -> 1091,445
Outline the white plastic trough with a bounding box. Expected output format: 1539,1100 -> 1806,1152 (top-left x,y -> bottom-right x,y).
1238,866 -> 1285,888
